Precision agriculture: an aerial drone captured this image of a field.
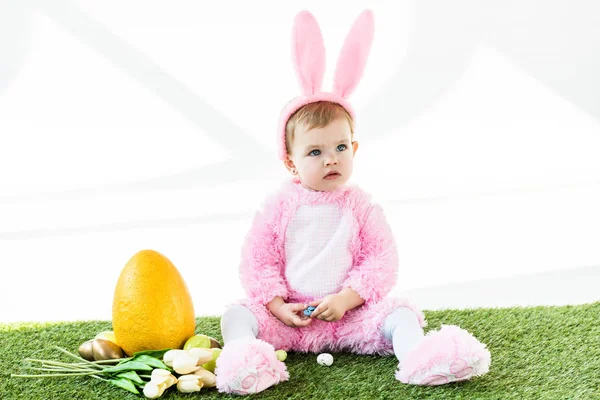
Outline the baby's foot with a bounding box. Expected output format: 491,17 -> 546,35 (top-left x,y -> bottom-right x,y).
215,337 -> 289,395
396,325 -> 491,386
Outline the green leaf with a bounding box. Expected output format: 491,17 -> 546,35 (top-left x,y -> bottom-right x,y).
116,370 -> 144,385
102,361 -> 153,374
131,348 -> 171,359
130,354 -> 169,369
109,378 -> 140,394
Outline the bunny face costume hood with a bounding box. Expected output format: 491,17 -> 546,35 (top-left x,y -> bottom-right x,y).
276,10 -> 375,160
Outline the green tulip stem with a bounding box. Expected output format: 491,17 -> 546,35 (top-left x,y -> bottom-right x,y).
12,371 -> 101,378
25,358 -> 101,371
54,347 -> 106,369
91,358 -> 131,365
28,367 -> 98,373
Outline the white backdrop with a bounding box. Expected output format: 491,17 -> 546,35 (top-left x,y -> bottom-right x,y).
1,1 -> 600,322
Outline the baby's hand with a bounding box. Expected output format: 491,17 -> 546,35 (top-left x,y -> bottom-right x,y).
309,294 -> 347,322
272,302 -> 313,328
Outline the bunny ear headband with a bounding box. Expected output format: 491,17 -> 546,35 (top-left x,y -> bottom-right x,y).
277,10 -> 375,160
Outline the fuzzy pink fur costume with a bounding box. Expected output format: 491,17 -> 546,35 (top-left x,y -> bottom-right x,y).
217,8 -> 490,395
235,179 -> 426,354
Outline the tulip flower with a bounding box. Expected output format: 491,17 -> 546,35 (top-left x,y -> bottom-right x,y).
193,367 -> 216,388
142,369 -> 178,398
187,348 -> 213,364
162,350 -> 186,367
150,369 -> 177,388
177,375 -> 204,393
143,382 -> 166,399
172,353 -> 202,375
168,348 -> 213,375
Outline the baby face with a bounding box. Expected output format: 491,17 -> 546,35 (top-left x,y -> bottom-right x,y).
287,117 -> 358,192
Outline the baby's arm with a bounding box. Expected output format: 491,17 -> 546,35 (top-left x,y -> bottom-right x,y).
240,194 -> 312,328
239,196 -> 289,306
341,203 -> 398,304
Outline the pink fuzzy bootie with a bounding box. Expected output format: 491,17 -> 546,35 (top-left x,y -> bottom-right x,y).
215,337 -> 289,395
396,325 -> 491,386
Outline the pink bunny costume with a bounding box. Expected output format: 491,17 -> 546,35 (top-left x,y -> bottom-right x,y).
215,10 -> 491,395
237,179 -> 426,354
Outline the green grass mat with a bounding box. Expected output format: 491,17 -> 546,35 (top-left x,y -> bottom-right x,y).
2,303 -> 599,399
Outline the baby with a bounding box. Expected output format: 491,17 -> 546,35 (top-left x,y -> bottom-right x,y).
215,10 -> 491,395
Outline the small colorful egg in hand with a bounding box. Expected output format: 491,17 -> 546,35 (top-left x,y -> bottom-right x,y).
317,353 -> 333,366
303,306 -> 316,317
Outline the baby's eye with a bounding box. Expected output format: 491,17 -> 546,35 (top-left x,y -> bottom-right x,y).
336,144 -> 347,152
309,149 -> 321,156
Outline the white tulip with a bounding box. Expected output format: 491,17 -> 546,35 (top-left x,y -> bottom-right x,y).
162,350 -> 186,367
187,348 -> 213,364
143,382 -> 167,399
172,353 -> 202,374
166,375 -> 178,388
150,369 -> 170,383
193,367 -> 216,388
150,368 -> 177,388
177,375 -> 204,393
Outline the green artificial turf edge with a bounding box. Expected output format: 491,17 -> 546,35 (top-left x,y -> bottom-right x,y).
1,303 -> 599,399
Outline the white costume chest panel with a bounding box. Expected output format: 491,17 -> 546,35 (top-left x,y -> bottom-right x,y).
284,203 -> 353,298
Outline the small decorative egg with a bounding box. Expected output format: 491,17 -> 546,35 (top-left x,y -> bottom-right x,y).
303,306 -> 316,317
275,349 -> 288,362
317,353 -> 333,366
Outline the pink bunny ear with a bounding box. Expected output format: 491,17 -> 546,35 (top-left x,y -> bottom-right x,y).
332,10 -> 375,98
292,11 -> 326,96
